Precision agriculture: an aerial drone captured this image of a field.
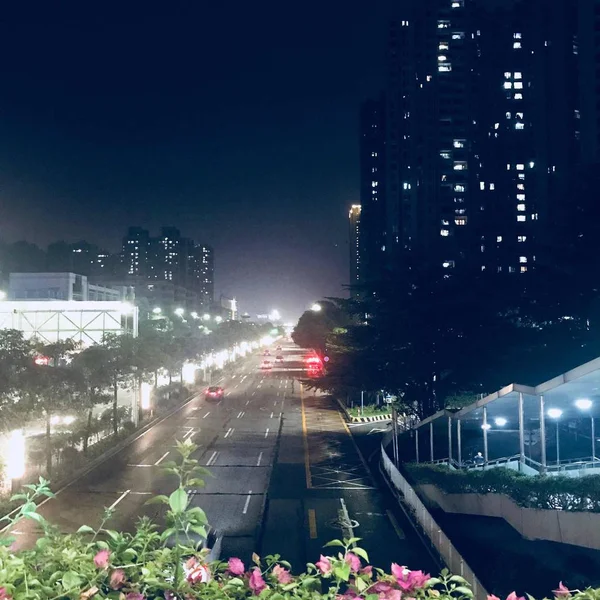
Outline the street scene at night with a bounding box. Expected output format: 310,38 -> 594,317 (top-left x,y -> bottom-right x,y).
3,1 -> 600,599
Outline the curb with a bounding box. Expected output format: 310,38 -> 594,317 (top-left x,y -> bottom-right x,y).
335,398 -> 392,424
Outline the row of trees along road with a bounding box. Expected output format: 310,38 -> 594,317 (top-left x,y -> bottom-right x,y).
0,316 -> 277,476
294,170 -> 600,419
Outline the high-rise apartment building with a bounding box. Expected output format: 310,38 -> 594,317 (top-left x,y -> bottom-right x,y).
348,205 -> 362,295
122,227 -> 151,277
360,0 -> 591,283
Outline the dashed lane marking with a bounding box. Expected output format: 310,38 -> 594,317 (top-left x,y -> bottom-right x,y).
265,428 -> 270,438
257,452 -> 263,466
206,451 -> 219,466
242,491 -> 252,514
203,411 -> 211,419
154,451 -> 170,466
109,490 -> 131,510
224,428 -> 234,438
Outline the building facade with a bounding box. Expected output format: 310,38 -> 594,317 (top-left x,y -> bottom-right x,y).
360,0 -> 592,283
348,204 -> 362,295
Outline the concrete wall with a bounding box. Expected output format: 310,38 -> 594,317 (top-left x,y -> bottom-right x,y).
419,484 -> 600,550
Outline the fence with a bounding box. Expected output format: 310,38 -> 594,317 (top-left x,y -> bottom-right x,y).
380,431 -> 489,600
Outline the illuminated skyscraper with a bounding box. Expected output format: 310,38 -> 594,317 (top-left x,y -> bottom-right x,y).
349,204 -> 362,296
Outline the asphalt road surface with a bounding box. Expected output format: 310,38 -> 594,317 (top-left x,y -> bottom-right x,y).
8,342 -> 437,575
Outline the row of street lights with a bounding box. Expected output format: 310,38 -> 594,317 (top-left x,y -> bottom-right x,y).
152,307 -> 223,323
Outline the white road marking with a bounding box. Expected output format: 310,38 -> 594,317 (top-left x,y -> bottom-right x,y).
224,428 -> 234,438
245,400 -> 250,406
183,428 -> 195,439
154,451 -> 170,466
203,411 -> 211,419
242,491 -> 252,514
206,451 -> 218,466
273,400 -> 277,406
257,452 -> 263,466
265,428 -> 269,438
270,411 -> 274,418
127,464 -> 153,467
252,391 -> 256,396
109,490 -> 131,510
237,411 -> 245,418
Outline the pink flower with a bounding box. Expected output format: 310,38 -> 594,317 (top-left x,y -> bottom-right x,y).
506,593 -> 525,600
228,557 -> 245,576
380,590 -> 403,600
395,568 -> 431,593
554,583 -> 571,598
94,549 -> 110,569
249,568 -> 267,595
316,555 -> 332,575
345,552 -> 361,573
361,565 -> 373,577
488,596 -> 501,600
110,569 -> 126,589
0,588 -> 12,600
126,594 -> 145,600
273,564 -> 293,584
372,582 -> 393,594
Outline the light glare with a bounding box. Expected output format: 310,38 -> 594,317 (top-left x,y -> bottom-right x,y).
548,408 -> 563,419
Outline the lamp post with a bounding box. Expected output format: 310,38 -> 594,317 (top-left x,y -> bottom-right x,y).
575,399 -> 594,460
548,408 -> 563,467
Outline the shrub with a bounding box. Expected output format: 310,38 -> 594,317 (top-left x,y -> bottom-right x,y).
406,463 -> 600,512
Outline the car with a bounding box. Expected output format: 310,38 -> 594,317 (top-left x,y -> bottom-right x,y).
260,360 -> 272,370
263,349 -> 271,356
276,346 -> 282,351
205,386 -> 224,399
275,355 -> 284,363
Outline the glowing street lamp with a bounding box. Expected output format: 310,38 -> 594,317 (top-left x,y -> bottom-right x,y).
175,308 -> 185,317
0,290 -> 6,301
494,417 -> 507,427
191,312 -> 199,319
203,314 -> 211,321
215,316 -> 223,323
311,303 -> 321,312
152,307 -> 162,315
547,408 -> 563,466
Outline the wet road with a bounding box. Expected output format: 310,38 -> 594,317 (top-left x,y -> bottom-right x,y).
8,342 -> 437,574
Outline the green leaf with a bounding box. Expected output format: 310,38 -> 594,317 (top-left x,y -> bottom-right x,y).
323,539 -> 345,548
168,487 -> 188,513
350,547 -> 369,562
24,511 -> 46,525
356,577 -> 368,592
454,587 -> 474,598
76,525 -> 95,535
187,506 -> 208,523
448,576 -> 468,584
344,536 -> 362,545
190,525 -> 208,538
62,571 -> 82,590
145,495 -> 169,506
334,563 -> 351,582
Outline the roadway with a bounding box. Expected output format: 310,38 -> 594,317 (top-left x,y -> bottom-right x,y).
9,342 -> 437,574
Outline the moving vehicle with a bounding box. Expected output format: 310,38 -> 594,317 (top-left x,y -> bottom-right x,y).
276,346 -> 282,352
205,386 -> 224,399
260,360 -> 272,370
263,349 -> 271,356
275,355 -> 284,363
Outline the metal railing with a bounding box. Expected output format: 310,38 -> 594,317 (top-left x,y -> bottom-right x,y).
381,434 -> 489,600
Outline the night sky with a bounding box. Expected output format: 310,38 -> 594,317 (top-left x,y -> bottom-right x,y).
0,3 -> 393,320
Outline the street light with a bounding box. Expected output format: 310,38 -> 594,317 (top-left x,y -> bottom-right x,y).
547,408 -> 563,466
0,291 -> 6,301
311,303 -> 321,312
494,417 -> 507,427
175,308 -> 185,317
203,314 -> 211,321
152,307 -> 162,315
575,399 -> 595,460
215,316 -> 223,323
191,312 -> 199,319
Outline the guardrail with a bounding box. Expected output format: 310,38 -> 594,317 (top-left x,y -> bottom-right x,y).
380,432 -> 489,600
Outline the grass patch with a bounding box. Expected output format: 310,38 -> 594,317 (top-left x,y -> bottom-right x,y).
346,404 -> 391,418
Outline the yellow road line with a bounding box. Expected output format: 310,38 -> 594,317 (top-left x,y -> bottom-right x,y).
386,509 -> 405,539
301,392 -> 313,488
308,508 -> 318,539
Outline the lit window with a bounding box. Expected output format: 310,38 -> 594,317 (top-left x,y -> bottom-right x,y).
372,181 -> 378,187
514,82 -> 524,90
440,151 -> 451,159
517,183 -> 525,190
519,256 -> 527,263
452,32 -> 465,40
453,139 -> 465,148
515,123 -> 524,130
514,42 -> 522,49
442,220 -> 450,226
439,42 -> 449,50
455,208 -> 466,215
443,260 -> 455,268
517,215 -> 526,222
504,82 -> 512,89
490,183 -> 495,190
506,112 -> 511,119
507,164 -> 511,170
494,123 -> 500,129
504,72 -> 511,78
529,161 -> 535,168
438,55 -> 447,62
514,72 -> 522,79
454,162 -> 467,170
497,236 -> 502,242
452,0 -> 463,7
531,213 -> 539,220
516,112 -> 523,119
440,229 -> 450,236
515,93 -> 523,100
517,194 -> 525,200
521,266 -> 528,273
518,173 -> 525,180
454,184 -> 465,192
438,20 -> 450,28
480,182 -> 485,190
403,182 -> 411,190
455,218 -> 467,225
516,164 -> 525,170
439,65 -> 452,72
514,33 -> 522,39
371,151 -> 378,157
517,204 -> 526,211
427,75 -> 433,82
518,236 -> 526,242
